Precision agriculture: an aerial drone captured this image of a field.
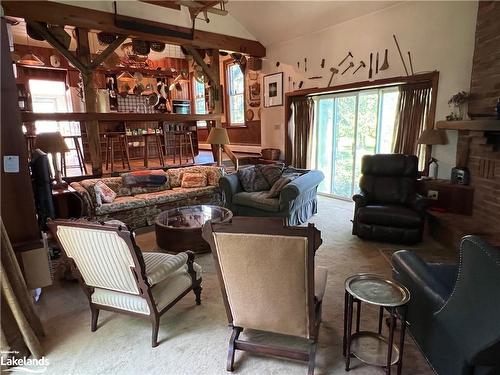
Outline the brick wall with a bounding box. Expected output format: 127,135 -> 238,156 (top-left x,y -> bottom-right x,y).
468,1 -> 500,116
457,130 -> 500,224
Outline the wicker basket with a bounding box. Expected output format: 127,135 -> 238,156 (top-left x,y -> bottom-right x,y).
248,57 -> 262,71
261,148 -> 280,160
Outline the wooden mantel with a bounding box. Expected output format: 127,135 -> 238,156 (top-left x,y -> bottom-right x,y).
20,112 -> 221,123
436,120 -> 500,131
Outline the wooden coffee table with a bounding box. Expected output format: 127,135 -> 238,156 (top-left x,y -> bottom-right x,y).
155,205 -> 233,254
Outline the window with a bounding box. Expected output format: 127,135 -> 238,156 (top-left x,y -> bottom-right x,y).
193,78 -> 207,127
226,63 -> 244,125
312,87 -> 399,199
29,79 -> 81,169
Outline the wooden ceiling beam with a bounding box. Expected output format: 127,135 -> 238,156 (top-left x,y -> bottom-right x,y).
2,1 -> 265,57
89,35 -> 127,70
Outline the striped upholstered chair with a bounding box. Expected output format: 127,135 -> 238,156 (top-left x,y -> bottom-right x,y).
202,217 -> 327,375
48,219 -> 202,347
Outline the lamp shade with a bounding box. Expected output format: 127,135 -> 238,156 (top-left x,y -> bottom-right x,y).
206,127 -> 230,145
35,132 -> 69,154
417,129 -> 447,145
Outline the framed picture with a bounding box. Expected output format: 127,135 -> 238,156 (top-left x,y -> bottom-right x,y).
263,72 -> 283,107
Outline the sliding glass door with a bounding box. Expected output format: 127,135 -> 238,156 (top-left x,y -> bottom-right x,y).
313,87 -> 399,199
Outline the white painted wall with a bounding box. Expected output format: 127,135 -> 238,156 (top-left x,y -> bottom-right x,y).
53,0 -> 256,40
261,1 -> 478,178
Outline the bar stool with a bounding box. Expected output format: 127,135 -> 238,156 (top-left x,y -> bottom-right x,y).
164,131 -> 195,165
142,133 -> 164,168
62,135 -> 87,175
103,133 -> 131,173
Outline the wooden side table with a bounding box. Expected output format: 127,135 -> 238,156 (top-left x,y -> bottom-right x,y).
52,186 -> 83,219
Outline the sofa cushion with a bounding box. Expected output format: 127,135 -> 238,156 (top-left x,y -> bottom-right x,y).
168,166 -> 222,188
181,172 -> 207,188
357,205 -> 423,228
80,177 -> 131,207
121,170 -> 168,187
259,163 -> 285,186
173,185 -> 219,199
233,191 -> 279,212
237,166 -> 270,192
94,181 -> 117,205
134,190 -> 188,206
95,196 -> 147,215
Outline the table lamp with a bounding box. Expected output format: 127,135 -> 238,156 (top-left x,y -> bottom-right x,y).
417,128 -> 447,179
35,132 -> 69,188
206,127 -> 230,167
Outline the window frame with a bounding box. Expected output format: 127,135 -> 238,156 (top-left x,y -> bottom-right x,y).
224,60 -> 246,128
192,74 -> 207,128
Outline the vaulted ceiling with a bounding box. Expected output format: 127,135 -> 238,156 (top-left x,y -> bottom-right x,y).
227,1 -> 400,47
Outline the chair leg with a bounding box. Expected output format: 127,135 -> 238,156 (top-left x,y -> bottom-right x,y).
105,137 -> 110,170
188,133 -> 195,164
308,341 -> 317,375
90,306 -> 99,332
227,327 -> 242,372
193,285 -> 202,305
151,315 -> 160,348
123,137 -> 131,170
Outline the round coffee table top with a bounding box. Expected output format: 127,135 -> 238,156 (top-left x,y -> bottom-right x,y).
155,205 -> 232,230
345,273 -> 410,307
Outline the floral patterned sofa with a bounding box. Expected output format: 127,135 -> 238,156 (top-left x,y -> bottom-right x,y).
70,166 -> 223,229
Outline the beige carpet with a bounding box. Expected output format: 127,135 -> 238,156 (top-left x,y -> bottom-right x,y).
35,197 -> 453,374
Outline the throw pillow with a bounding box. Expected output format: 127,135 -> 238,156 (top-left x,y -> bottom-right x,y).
237,166 -> 270,192
267,173 -> 301,198
122,170 -> 168,187
94,181 -> 117,205
258,163 -> 285,186
181,172 -> 207,188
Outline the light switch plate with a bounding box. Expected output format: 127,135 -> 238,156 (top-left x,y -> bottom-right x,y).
3,155 -> 19,173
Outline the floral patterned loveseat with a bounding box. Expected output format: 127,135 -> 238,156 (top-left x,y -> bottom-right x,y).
70,166 -> 223,229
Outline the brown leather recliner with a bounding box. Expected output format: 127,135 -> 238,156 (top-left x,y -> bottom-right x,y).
352,154 -> 428,244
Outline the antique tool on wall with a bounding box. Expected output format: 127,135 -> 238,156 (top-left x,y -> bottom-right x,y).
308,76 -> 322,80
353,61 -> 366,74
369,53 -> 373,78
298,81 -> 304,89
297,61 -> 300,69
342,61 -> 354,75
380,49 -> 389,70
304,58 -> 307,72
393,34 -> 409,76
321,58 -> 325,68
408,51 -> 414,75
376,52 -> 379,74
338,51 -> 353,66
328,67 -> 339,86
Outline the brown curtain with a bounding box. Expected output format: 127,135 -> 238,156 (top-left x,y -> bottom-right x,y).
1,219 -> 44,360
393,82 -> 433,160
288,96 -> 315,168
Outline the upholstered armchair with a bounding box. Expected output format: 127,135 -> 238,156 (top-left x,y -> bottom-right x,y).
392,236 -> 500,375
202,217 -> 327,375
48,219 -> 202,347
352,154 -> 428,244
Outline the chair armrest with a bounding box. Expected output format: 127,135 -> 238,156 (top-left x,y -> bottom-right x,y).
145,252 -> 189,286
352,192 -> 369,208
279,170 -> 324,204
392,250 -> 451,311
219,173 -> 242,207
70,182 -> 93,217
408,194 -> 430,212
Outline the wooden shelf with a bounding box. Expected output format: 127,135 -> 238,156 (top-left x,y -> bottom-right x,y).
20,112 -> 221,123
436,120 -> 500,131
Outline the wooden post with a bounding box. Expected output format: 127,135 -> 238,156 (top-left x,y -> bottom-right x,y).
208,49 -> 222,163
75,28 -> 102,175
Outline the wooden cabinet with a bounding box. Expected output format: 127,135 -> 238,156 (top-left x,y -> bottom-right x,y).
416,179 -> 474,215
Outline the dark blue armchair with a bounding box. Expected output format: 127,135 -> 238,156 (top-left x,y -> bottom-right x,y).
392,236 -> 500,375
